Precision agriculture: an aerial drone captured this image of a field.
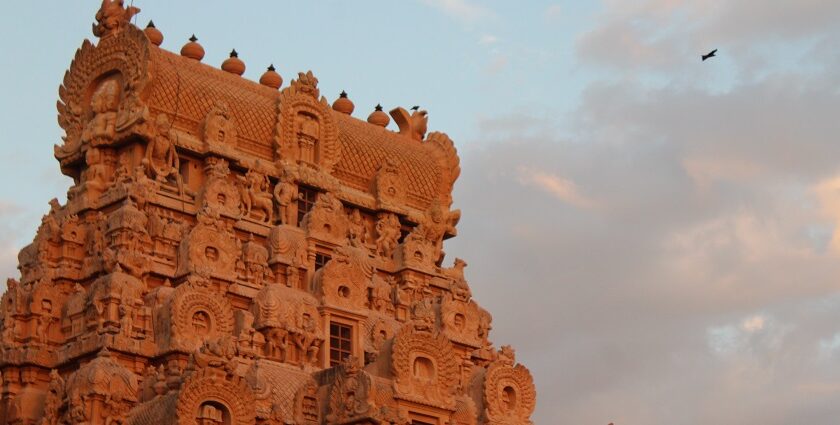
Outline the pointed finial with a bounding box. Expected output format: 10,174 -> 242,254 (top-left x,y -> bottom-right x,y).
368,104 -> 390,127
333,91 -> 355,115
144,20 -> 163,46
222,49 -> 245,75
260,64 -> 283,89
181,35 -> 205,61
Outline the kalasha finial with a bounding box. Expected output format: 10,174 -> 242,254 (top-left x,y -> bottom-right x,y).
93,0 -> 140,38
332,91 -> 355,115
144,20 -> 163,46
180,35 -> 205,61
222,49 -> 246,76
367,104 -> 390,127
260,64 -> 283,89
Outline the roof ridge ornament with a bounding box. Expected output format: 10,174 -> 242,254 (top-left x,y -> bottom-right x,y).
93,0 -> 141,38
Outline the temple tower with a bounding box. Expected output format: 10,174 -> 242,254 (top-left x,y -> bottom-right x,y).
0,2 -> 536,424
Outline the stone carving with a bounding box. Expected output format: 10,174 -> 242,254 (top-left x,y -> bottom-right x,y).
238,169 -> 273,223
93,0 -> 140,37
198,157 -> 242,218
327,356 -> 376,423
314,246 -> 373,311
240,235 -> 272,286
167,278 -> 235,352
274,71 -> 340,171
347,208 -> 369,248
202,100 -> 238,148
301,191 -> 347,243
374,158 -> 406,210
6,8 -> 536,425
375,212 -> 401,259
273,169 -> 300,226
294,381 -> 320,425
482,346 -> 536,425
267,225 -> 307,267
390,106 -> 429,141
391,322 -> 459,410
144,113 -> 183,193
82,79 -> 120,147
177,206 -> 240,280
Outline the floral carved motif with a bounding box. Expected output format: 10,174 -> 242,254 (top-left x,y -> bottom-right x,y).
168,280 -> 235,352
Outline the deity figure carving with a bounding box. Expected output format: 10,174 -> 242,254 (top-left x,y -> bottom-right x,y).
241,235 -> 272,286
238,169 -> 273,223
290,304 -> 324,366
93,0 -> 140,37
369,275 -> 395,314
144,113 -> 183,193
328,356 -> 375,423
81,79 -> 120,147
375,212 -> 401,259
273,169 -> 300,226
347,208 -> 369,248
40,370 -> 65,425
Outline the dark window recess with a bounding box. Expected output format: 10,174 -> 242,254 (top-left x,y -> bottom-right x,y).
314,253 -> 331,270
297,186 -> 318,224
179,160 -> 190,184
329,322 -> 353,367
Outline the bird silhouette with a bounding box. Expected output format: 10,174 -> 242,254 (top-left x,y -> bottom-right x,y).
702,48 -> 717,61
410,105 -> 420,111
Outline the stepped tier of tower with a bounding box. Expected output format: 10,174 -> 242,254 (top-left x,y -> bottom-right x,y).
0,3 -> 536,425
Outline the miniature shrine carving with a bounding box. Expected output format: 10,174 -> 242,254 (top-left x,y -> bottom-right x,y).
0,5 -> 536,425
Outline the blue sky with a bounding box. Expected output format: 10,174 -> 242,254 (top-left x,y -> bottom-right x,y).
4,1 -> 840,424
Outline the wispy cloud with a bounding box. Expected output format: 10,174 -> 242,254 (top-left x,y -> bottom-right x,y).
516,166 -> 597,209
420,0 -> 495,24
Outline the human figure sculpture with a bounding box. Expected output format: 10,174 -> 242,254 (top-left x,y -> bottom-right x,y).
347,209 -> 368,247
82,80 -> 119,146
375,213 -> 401,258
273,171 -> 299,225
239,170 -> 273,222
144,114 -> 183,193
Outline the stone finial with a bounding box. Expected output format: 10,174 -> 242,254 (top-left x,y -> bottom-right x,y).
332,91 -> 355,115
259,64 -> 283,89
144,21 -> 163,46
180,35 -> 205,61
367,104 -> 390,127
222,49 -> 246,76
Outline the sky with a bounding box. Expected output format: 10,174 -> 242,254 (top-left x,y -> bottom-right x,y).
2,1 -> 840,423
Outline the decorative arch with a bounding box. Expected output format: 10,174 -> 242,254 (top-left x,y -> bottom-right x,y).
170,284 -> 234,351
175,369 -> 256,425
483,361 -> 536,425
274,71 -> 339,172
56,24 -> 151,163
391,324 -> 459,410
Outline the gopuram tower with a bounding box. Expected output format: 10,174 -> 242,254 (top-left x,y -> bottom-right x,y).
0,3 -> 536,425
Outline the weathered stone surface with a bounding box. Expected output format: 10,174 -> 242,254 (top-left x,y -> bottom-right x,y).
0,2 -> 536,424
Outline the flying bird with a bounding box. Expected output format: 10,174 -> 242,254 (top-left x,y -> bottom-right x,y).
410,105 -> 420,111
701,48 -> 717,61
